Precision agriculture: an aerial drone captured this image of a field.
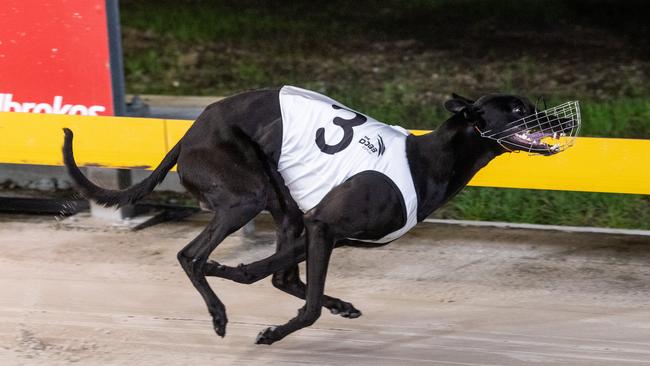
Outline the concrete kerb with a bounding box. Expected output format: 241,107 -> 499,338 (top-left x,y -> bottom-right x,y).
60,208 -> 650,239
423,218 -> 650,237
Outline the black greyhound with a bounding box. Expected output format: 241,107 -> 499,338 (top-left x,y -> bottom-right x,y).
62,88 -> 571,345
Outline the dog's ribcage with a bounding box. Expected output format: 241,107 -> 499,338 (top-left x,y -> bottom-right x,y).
276,86 -> 418,242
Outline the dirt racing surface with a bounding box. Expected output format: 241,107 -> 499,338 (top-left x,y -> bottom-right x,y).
1,213 -> 650,365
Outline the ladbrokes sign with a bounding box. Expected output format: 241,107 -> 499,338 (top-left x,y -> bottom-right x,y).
0,0 -> 115,116
0,94 -> 106,115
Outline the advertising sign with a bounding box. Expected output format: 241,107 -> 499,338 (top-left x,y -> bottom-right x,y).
0,0 -> 116,116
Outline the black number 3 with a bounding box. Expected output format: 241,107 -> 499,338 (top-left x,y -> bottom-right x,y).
315,105 -> 367,155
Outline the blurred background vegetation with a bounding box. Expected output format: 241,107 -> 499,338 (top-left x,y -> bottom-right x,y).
119,0 -> 649,229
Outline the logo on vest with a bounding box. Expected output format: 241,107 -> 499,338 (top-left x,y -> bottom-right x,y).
0,93 -> 107,116
358,135 -> 385,156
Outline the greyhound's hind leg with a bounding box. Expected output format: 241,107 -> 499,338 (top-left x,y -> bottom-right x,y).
174,103 -> 279,338
177,196 -> 263,338
203,236 -> 305,284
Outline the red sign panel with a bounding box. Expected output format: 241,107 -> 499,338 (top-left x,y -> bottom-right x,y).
0,0 -> 114,116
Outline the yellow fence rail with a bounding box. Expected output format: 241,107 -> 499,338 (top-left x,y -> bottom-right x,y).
1,112 -> 649,195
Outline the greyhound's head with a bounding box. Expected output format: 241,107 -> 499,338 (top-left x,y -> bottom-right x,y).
445,94 -> 580,156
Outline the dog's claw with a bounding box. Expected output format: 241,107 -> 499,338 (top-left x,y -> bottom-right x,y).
215,327 -> 226,337
340,310 -> 362,318
328,301 -> 362,319
211,313 -> 228,338
255,326 -> 278,345
347,311 -> 362,319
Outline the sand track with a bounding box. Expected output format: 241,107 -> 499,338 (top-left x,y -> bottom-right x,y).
1,213 -> 650,365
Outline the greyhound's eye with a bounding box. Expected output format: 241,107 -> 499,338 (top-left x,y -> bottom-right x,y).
512,106 -> 523,114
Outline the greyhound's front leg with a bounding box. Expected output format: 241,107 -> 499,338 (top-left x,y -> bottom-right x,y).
266,185 -> 362,317
271,227 -> 362,318
253,171 -> 405,344
272,265 -> 362,318
255,216 -> 334,345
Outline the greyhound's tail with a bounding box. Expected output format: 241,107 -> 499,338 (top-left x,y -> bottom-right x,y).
62,128 -> 181,207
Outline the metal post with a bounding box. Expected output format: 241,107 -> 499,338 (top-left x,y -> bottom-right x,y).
88,0 -> 132,220
106,0 -> 126,116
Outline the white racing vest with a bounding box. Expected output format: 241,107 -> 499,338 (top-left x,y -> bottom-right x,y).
277,86 -> 418,243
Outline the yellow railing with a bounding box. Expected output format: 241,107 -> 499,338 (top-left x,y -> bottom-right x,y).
1,112 -> 648,195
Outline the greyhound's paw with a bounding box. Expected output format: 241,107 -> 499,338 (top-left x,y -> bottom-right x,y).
211,312 -> 228,338
255,326 -> 280,345
329,301 -> 362,319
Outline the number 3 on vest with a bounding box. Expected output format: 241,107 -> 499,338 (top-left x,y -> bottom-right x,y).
315,104 -> 367,154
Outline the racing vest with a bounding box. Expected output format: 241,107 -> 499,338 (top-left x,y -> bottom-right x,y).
277,86 -> 418,243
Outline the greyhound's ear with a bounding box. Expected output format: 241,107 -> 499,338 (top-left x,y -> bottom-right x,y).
444,98 -> 471,114
451,93 -> 475,104
445,95 -> 483,126
445,93 -> 476,114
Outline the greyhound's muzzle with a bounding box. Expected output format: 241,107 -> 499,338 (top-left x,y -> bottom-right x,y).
479,101 -> 581,155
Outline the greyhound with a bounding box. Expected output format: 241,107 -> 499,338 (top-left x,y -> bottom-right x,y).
62,86 -> 576,345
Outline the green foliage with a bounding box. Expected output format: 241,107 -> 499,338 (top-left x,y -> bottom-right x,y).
120,1 -> 649,46
434,188 -> 650,230
581,99 -> 650,138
